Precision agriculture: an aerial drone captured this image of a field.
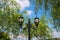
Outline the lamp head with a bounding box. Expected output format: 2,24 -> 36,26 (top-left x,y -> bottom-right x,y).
34,18 -> 39,27
19,16 -> 24,25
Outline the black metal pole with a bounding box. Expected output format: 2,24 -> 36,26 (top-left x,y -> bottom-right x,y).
20,24 -> 22,28
20,24 -> 23,32
28,19 -> 31,40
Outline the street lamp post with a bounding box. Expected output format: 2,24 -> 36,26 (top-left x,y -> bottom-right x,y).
28,19 -> 31,40
19,15 -> 39,40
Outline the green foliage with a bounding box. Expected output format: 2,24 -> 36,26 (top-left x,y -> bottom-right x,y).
30,16 -> 52,38
50,0 -> 60,31
0,0 -> 21,34
0,32 -> 10,40
31,0 -> 60,31
51,0 -> 60,19
23,16 -> 52,39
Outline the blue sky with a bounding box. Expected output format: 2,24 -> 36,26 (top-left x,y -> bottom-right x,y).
15,0 -> 60,38
15,0 -> 43,19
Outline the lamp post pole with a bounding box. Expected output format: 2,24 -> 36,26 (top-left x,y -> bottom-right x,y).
28,19 -> 31,40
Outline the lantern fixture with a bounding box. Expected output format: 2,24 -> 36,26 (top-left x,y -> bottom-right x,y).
19,16 -> 24,25
34,18 -> 39,27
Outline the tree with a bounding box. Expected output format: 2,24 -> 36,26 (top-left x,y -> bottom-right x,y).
0,0 -> 21,35
0,32 -> 10,40
51,0 -> 60,31
29,0 -> 60,31
31,16 -> 52,39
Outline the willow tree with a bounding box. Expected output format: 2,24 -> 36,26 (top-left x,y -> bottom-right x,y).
30,0 -> 60,31
0,0 -> 21,34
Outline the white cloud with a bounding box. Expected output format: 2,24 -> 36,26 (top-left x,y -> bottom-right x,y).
26,10 -> 32,15
15,0 -> 30,10
52,31 -> 60,38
